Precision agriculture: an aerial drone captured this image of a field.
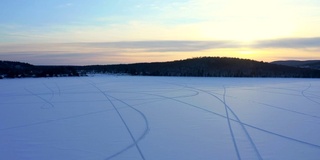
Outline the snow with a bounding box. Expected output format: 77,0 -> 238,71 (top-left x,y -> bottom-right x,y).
1,76 -> 320,160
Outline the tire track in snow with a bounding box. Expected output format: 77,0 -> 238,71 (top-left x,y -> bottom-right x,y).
252,101 -> 320,119
43,83 -> 55,100
241,88 -> 302,97
163,82 -> 262,160
302,84 -> 320,105
0,109 -> 112,131
210,87 -> 320,119
123,79 -> 320,151
103,94 -> 149,160
200,86 -> 262,160
85,80 -> 147,160
143,91 -> 320,150
304,92 -> 320,99
112,89 -> 199,101
54,82 -> 61,96
119,88 -> 320,149
222,86 -> 263,160
138,90 -> 239,159
242,123 -> 320,149
75,79 -> 320,155
24,87 -> 54,109
140,92 -> 225,119
223,87 -> 241,160
111,89 -> 199,110
93,85 -> 146,160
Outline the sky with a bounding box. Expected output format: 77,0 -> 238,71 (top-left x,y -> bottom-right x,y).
1,0 -> 320,65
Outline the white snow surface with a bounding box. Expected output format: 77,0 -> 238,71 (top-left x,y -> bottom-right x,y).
1,76 -> 320,160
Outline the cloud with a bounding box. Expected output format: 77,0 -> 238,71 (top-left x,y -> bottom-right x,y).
253,37 -> 320,49
0,40 -> 240,54
0,40 -> 242,65
58,3 -> 73,8
2,39 -> 319,65
75,40 -> 241,52
0,51 -> 109,65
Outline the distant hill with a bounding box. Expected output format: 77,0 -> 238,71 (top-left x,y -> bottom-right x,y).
272,60 -> 320,70
81,57 -> 320,78
2,57 -> 320,78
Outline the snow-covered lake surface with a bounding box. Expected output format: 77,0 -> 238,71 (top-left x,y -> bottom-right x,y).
1,76 -> 320,160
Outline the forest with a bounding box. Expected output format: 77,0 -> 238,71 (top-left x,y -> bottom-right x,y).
0,61 -> 79,78
1,57 -> 320,78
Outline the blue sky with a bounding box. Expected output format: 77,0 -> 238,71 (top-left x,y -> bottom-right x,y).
1,0 -> 320,65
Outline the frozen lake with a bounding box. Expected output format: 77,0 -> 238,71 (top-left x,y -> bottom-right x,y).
1,76 -> 320,160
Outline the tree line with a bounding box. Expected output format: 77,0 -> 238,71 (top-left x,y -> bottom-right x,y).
0,61 -> 79,78
79,57 -> 320,78
2,57 -> 320,79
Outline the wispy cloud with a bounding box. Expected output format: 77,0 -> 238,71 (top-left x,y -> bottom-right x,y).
1,39 -> 320,65
253,37 -> 320,49
0,40 -> 242,65
58,3 -> 73,8
76,40 -> 241,52
0,51 -> 116,65
0,40 -> 240,53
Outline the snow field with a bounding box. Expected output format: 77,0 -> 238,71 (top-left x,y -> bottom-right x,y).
1,76 -> 320,160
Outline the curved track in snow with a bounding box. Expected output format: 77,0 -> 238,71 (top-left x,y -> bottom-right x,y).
85,80 -> 149,160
